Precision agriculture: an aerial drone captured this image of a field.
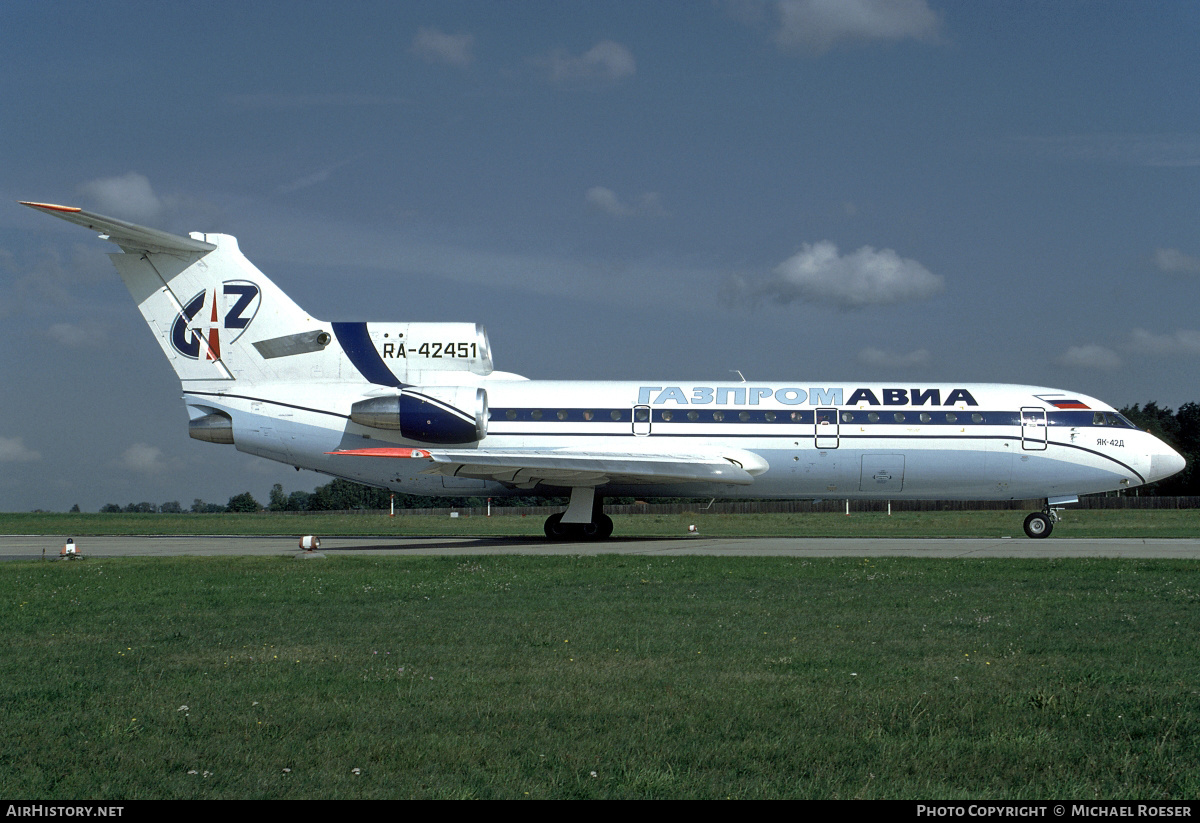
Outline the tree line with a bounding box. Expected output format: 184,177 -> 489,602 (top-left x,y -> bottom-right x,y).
89,401 -> 1200,512
1119,402 -> 1199,495
96,479 -> 568,514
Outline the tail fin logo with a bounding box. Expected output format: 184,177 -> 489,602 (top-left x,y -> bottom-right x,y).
170,281 -> 261,360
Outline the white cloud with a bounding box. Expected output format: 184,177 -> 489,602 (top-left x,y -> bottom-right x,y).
1056,345 -> 1121,370
858,347 -> 930,368
0,437 -> 41,463
227,93 -> 404,109
279,157 -> 357,194
543,41 -> 636,84
71,174 -> 226,235
758,241 -> 943,309
1015,134 -> 1200,168
1129,328 -> 1200,356
46,321 -> 107,348
585,186 -> 667,218
119,443 -> 167,474
78,172 -> 162,223
1154,247 -> 1200,275
774,0 -> 941,55
412,27 -> 475,68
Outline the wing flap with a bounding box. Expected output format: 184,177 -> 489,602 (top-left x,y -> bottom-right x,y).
329,447 -> 767,486
21,201 -> 216,255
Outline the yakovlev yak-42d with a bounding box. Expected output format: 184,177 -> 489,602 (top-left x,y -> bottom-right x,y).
23,201 -> 1186,539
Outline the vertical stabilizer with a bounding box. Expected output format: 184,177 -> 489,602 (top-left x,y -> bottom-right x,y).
22,202 -> 335,387
107,233 -> 325,384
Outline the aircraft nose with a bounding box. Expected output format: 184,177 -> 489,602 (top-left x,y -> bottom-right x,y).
1147,442 -> 1186,484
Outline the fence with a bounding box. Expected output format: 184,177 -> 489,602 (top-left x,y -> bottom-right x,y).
275,495 -> 1200,518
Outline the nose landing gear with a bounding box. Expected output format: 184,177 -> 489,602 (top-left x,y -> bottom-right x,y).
1023,500 -> 1068,539
1023,511 -> 1053,539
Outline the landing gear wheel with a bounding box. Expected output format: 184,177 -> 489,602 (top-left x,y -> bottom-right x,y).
543,511 -> 614,541
596,513 -> 614,539
1023,512 -> 1053,539
544,512 -> 568,540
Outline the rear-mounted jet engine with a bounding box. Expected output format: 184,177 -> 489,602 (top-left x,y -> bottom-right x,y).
350,386 -> 487,444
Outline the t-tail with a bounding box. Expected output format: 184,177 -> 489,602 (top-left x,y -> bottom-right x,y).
23,201 -> 501,448
21,202 -> 325,386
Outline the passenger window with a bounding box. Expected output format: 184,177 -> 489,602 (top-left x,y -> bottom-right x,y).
531,410 -> 543,420
661,410 -> 673,422
919,413 -> 931,423
971,413 -> 983,423
764,411 -> 776,422
610,410 -> 622,421
867,412 -> 880,423
713,411 -> 724,422
557,410 -> 568,420
945,413 -> 957,423
687,411 -> 699,421
739,411 -> 750,422
634,408 -> 649,422
841,412 -> 854,423
506,409 -> 517,420
894,413 -> 905,423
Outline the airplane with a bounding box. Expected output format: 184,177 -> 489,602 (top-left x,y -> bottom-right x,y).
22,200 -> 1187,540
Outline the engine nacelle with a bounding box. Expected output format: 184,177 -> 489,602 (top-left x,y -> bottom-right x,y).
339,322 -> 494,384
189,411 -> 235,444
350,386 -> 487,444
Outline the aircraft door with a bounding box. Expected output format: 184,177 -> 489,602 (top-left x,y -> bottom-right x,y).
860,454 -> 905,493
815,408 -> 840,449
633,405 -> 651,436
1021,407 -> 1047,451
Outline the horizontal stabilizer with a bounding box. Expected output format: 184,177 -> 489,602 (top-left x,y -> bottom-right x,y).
20,201 -> 215,255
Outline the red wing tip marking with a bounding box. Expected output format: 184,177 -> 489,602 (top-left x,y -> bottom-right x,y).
327,448 -> 432,459
20,201 -> 82,213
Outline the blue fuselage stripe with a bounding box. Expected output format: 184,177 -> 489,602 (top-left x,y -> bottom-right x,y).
332,322 -> 405,387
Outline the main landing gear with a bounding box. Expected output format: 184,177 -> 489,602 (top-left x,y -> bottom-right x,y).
544,486 -> 613,541
544,511 -> 614,540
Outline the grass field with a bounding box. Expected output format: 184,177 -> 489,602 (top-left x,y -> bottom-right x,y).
2,554 -> 1198,799
3,508 -> 1200,538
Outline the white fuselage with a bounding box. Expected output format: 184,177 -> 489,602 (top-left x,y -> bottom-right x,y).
187,379 -> 1180,501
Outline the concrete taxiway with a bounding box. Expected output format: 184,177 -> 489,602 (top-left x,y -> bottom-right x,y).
3,534 -> 1200,561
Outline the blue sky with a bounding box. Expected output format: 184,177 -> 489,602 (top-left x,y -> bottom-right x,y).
2,1 -> 1198,512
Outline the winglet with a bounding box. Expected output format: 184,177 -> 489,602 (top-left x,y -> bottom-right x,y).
20,200 -> 216,255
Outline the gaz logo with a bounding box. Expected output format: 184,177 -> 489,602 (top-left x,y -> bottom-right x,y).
170,281 -> 261,360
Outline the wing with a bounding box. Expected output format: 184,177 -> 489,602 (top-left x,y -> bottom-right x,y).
327,446 -> 770,488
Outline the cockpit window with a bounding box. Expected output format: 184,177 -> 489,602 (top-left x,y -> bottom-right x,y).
1095,411 -> 1135,428
1107,412 -> 1136,428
